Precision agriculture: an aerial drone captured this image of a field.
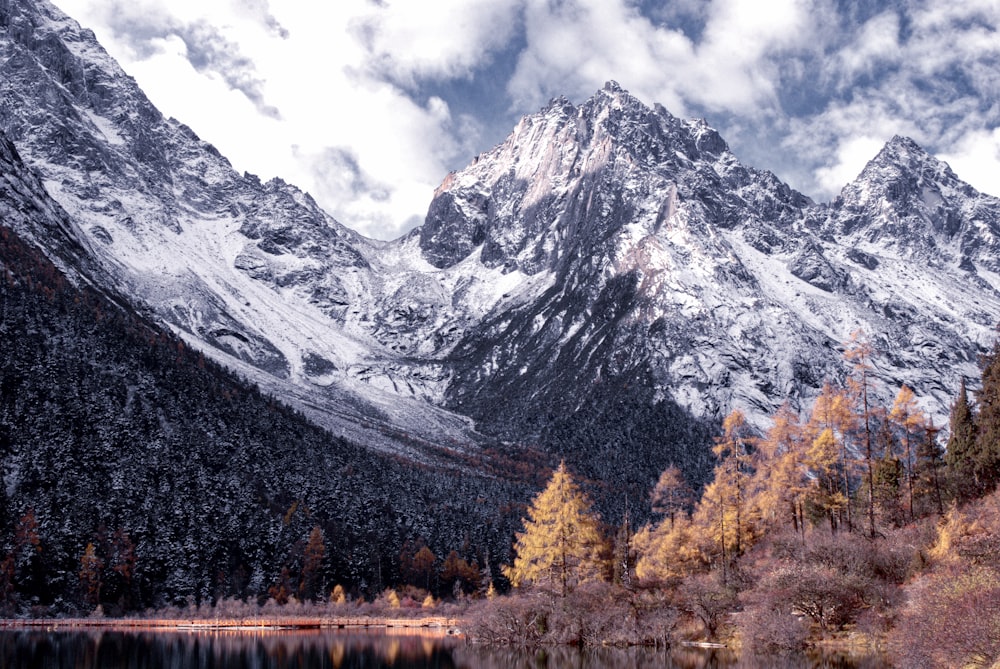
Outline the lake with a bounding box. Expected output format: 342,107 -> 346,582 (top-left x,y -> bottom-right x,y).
0,628 -> 890,668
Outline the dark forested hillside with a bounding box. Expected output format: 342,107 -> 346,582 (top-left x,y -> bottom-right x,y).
0,214 -> 528,613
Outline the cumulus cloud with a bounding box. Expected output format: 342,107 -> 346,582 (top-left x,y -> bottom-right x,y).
349,0 -> 523,86
49,0 -> 1000,238
781,0 -> 1000,199
65,0 -> 280,118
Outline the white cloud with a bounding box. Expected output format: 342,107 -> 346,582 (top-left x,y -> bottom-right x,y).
48,0 -> 1000,238
938,128 -> 1000,197
815,135 -> 891,195
350,0 -> 523,85
52,0 -> 477,240
836,10 -> 900,80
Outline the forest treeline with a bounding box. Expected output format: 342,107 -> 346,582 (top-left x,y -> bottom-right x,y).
472,331 -> 1000,669
0,222 -> 530,614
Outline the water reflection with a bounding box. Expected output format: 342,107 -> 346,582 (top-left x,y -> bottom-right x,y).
0,629 -> 888,668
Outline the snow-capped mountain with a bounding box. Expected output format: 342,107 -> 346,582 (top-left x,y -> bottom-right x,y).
430,84 -> 995,438
2,0 -> 1000,492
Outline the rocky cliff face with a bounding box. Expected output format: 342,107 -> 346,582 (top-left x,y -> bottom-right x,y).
0,0 -> 482,458
3,0 -> 1000,497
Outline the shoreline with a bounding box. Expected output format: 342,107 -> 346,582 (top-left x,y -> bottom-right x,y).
0,616 -> 464,635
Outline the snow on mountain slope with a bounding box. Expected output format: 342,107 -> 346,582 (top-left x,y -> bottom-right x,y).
428,83 -> 998,446
3,0 -> 1000,484
0,0 -> 496,457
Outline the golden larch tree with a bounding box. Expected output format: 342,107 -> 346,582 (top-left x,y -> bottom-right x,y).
503,461 -> 605,596
890,384 -> 925,521
752,402 -> 809,537
808,381 -> 856,531
845,329 -> 877,537
650,464 -> 694,529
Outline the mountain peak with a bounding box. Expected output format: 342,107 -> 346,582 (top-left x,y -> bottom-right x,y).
847,135 -> 969,204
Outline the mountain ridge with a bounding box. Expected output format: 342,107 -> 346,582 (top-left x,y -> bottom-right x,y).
2,0 -> 1000,502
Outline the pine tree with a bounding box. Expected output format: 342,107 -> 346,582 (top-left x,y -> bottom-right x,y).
503,461 -> 605,596
974,342 -> 1000,492
946,380 -> 978,499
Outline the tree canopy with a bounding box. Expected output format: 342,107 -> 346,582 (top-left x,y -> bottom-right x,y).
503,461 -> 605,596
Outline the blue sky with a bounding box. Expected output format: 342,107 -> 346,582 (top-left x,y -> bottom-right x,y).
52,0 -> 1000,240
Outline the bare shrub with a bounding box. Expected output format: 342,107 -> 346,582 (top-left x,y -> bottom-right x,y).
467,584 -> 678,647
891,565 -> 1000,668
468,594 -> 550,646
736,603 -> 809,654
676,572 -> 738,639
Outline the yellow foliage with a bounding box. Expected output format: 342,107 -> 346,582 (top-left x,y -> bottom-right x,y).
634,515 -> 707,580
503,461 -> 606,596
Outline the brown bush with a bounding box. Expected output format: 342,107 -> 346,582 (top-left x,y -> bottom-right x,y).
676,572 -> 738,639
736,603 -> 809,654
890,565 -> 1000,668
467,583 -> 678,647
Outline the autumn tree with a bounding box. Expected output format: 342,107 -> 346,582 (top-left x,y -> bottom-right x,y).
806,382 -> 854,531
440,550 -> 479,597
503,461 -> 605,596
845,330 -> 877,537
710,410 -> 755,557
690,410 -> 757,583
79,542 -> 103,608
299,526 -> 325,601
752,402 -> 808,537
650,465 -> 694,529
890,385 -> 925,520
411,545 -> 437,593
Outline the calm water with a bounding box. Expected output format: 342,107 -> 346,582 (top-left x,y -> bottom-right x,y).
0,629 -> 889,668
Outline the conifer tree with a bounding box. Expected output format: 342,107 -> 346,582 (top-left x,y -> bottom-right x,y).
974,342 -> 1000,492
946,379 -> 978,498
700,410 -> 755,567
914,420 -> 945,515
503,461 -> 605,596
300,526 -> 325,601
650,465 -> 694,529
753,402 -> 808,537
803,425 -> 847,531
808,382 -> 855,531
79,542 -> 103,608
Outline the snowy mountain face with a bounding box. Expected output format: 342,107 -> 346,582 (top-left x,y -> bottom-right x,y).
429,83 -> 997,455
0,0 -> 485,458
3,0 -> 1000,494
